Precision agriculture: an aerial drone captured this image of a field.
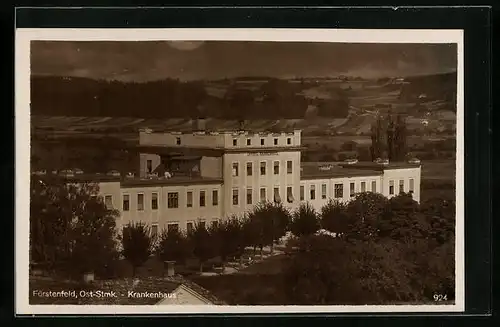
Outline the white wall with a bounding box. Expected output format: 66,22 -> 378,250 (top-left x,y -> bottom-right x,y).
300,175 -> 384,213
381,167 -> 421,202
223,130 -> 301,148
139,132 -> 225,148
200,157 -> 222,179
98,182 -> 223,231
221,150 -> 301,217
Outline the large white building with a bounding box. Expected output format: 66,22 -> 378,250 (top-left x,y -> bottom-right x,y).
49,127 -> 421,235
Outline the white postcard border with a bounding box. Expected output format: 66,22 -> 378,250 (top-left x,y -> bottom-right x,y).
15,28 -> 465,315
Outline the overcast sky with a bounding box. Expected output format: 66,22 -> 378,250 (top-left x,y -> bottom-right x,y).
31,41 -> 457,82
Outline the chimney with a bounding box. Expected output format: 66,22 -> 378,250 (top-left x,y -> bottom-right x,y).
192,118 -> 206,131
165,261 -> 175,277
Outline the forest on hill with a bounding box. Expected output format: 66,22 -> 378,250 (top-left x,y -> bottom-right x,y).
30,76 -> 350,120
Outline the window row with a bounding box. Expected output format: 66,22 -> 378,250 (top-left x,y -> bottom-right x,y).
150,219 -> 220,237
232,160 -> 293,177
231,186 -> 295,206
388,178 -> 415,195
105,190 -> 220,211
233,137 -> 293,147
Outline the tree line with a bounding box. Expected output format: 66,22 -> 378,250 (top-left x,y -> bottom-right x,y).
30,174 -> 454,304
31,76 -> 350,119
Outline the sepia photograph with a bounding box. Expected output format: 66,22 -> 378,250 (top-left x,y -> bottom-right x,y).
16,28 -> 464,314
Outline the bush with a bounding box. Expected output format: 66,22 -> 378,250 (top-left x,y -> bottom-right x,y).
290,203 -> 320,237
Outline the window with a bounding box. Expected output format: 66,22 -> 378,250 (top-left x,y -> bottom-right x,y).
212,190 -> 218,206
186,222 -> 194,234
167,223 -> 179,233
247,162 -> 253,176
409,179 -> 415,193
300,185 -> 305,201
321,184 -> 327,199
334,184 -> 343,198
287,161 -> 293,174
199,221 -> 206,229
260,188 -> 266,202
151,192 -> 158,210
350,182 -> 355,197
122,194 -> 130,211
372,181 -> 377,192
287,137 -> 291,145
146,160 -> 152,173
232,162 -> 239,177
260,162 -> 266,175
151,224 -> 158,239
399,180 -> 405,194
104,195 -> 113,210
361,181 -> 366,193
287,187 -> 294,203
310,185 -> 316,200
247,188 -> 253,205
137,194 -> 144,211
187,191 -> 193,208
389,180 -> 395,195
176,137 -> 181,145
199,191 -> 206,207
232,188 -> 239,205
273,161 -> 280,175
260,138 -> 265,146
274,187 -> 281,203
212,220 -> 219,228
247,138 -> 251,146
233,139 -> 238,146
167,192 -> 179,208
274,138 -> 278,145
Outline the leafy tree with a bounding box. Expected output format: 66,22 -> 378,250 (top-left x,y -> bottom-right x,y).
420,198 -> 455,245
290,203 -> 320,237
30,175 -> 119,278
394,114 -> 408,161
156,227 -> 190,265
217,216 -> 246,263
188,220 -> 217,272
246,202 -> 292,254
122,222 -> 154,277
284,235 -> 419,304
320,199 -> 350,234
345,192 -> 388,240
378,193 -> 430,244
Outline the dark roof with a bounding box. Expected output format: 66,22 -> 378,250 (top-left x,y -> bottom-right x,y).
29,275 -> 226,305
136,146 -> 224,157
338,161 -> 422,170
36,173 -> 122,183
121,176 -> 223,187
300,165 -> 382,179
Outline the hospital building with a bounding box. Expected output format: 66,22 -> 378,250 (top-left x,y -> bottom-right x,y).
46,122 -> 421,235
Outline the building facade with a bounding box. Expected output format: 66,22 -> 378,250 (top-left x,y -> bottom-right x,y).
50,128 -> 421,234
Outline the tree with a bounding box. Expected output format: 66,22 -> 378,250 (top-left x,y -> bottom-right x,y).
30,175 -> 119,278
156,227 -> 190,265
217,216 -> 246,263
284,235 -> 419,304
420,198 -> 455,245
290,203 -> 320,237
247,202 -> 292,254
378,193 -> 430,244
345,192 -> 388,240
320,199 -> 350,234
188,220 -> 217,272
122,222 -> 154,277
393,114 -> 408,161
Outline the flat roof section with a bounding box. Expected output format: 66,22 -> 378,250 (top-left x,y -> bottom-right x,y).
338,162 -> 422,170
300,165 -> 382,180
120,176 -> 223,188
